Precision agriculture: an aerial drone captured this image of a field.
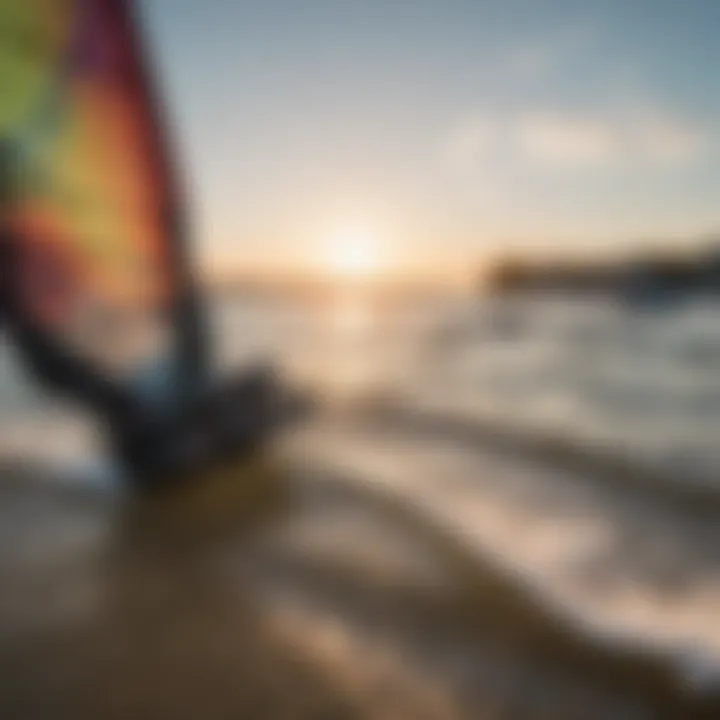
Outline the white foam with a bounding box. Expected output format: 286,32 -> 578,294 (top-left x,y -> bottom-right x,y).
291,423 -> 720,692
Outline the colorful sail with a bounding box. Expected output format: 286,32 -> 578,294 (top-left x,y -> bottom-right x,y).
0,0 -> 202,408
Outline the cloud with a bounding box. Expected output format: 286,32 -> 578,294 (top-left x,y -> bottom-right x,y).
441,106 -> 715,173
516,113 -> 621,166
521,109 -> 712,168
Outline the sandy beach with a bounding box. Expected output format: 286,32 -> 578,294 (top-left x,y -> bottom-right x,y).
1,417 -> 718,720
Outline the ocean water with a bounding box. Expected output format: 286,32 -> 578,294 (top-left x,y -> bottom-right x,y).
5,290 -> 719,479
218,289 -> 720,688
208,290 -> 720,489
400,294 -> 720,490
1,290 -> 719,691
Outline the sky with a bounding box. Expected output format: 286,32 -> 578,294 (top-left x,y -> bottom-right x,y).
142,0 -> 720,275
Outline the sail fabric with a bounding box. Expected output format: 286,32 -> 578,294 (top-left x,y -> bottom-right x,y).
0,0 -> 195,405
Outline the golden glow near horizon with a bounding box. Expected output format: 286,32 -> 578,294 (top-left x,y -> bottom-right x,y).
323,226 -> 384,277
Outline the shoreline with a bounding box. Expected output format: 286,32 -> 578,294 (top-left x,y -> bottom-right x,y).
2,447 -> 718,717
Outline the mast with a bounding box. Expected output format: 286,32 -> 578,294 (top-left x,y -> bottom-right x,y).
114,0 -> 207,395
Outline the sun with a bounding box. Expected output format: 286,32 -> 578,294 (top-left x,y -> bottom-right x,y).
324,227 -> 382,277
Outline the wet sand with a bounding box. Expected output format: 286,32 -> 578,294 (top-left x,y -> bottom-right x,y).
0,443 -> 717,719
